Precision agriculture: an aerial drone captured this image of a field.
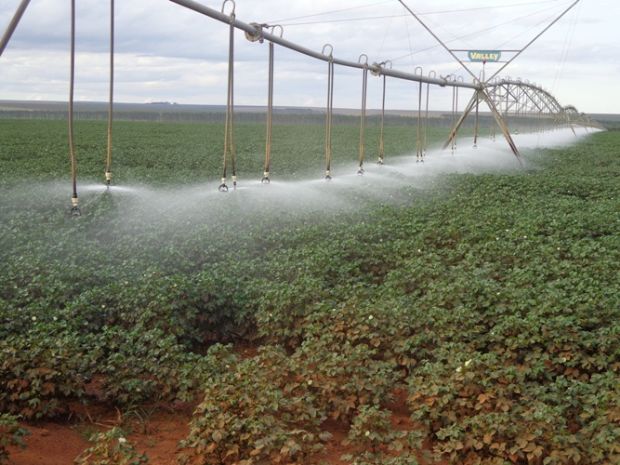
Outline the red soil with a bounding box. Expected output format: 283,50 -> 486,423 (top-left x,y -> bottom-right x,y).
7,389 -> 440,465
8,410 -> 190,465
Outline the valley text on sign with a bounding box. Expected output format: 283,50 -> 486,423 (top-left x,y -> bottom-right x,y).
468,50 -> 502,62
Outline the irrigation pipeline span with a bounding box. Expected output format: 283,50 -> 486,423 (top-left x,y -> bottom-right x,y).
169,0 -> 475,90
168,0 -> 596,127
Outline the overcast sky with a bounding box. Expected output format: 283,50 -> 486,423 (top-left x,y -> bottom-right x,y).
1,0 -> 618,114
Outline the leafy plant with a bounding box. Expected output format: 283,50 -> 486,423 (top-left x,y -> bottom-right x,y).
74,427 -> 148,465
179,347 -> 328,465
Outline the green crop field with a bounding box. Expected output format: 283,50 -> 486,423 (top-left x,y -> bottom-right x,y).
0,117 -> 473,186
1,118 -> 619,465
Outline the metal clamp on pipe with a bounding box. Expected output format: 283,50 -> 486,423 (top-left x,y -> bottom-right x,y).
245,22 -> 266,43
370,59 -> 391,77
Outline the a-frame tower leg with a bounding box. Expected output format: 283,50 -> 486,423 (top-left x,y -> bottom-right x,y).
443,88 -> 523,166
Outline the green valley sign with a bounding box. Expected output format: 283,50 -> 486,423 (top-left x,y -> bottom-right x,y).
468,50 -> 501,62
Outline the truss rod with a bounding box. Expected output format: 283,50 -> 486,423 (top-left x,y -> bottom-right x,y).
487,80 -> 564,113
0,0 -> 31,57
396,0 -> 477,81
486,0 -> 581,82
168,0 -> 478,90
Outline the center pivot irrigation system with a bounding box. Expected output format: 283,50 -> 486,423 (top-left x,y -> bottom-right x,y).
0,0 -> 602,215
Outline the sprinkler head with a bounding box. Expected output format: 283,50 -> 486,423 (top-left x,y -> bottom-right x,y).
261,171 -> 270,184
377,157 -> 384,165
357,167 -> 365,176
232,175 -> 237,190
218,177 -> 229,192
324,170 -> 332,181
105,170 -> 112,187
70,196 -> 81,217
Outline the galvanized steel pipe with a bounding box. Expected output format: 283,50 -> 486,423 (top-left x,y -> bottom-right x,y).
168,0 -> 478,90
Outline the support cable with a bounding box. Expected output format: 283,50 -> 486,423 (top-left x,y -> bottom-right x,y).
388,2 -> 567,65
396,0 -> 477,81
323,44 -> 335,180
486,0 -> 581,82
68,0 -> 80,216
104,0 -> 114,187
0,0 -> 31,57
266,1 -> 392,25
357,54 -> 369,175
219,0 -> 236,192
269,0 -> 566,27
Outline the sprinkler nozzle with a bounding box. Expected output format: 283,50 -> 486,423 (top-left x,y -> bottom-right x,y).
325,170 -> 332,181
357,167 -> 365,176
219,178 -> 229,192
377,157 -> 384,165
70,196 -> 81,217
261,171 -> 270,184
105,171 -> 112,187
232,175 -> 237,189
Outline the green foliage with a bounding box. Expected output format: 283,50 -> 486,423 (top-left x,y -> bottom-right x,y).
90,326 -> 220,407
74,427 -> 148,465
0,118 -> 618,464
0,414 -> 28,464
0,329 -> 94,419
179,346 -> 328,465
347,405 -> 402,450
341,405 -> 423,465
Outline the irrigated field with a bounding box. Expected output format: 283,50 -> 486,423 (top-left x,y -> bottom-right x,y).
1,118 -> 618,465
